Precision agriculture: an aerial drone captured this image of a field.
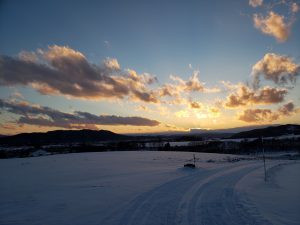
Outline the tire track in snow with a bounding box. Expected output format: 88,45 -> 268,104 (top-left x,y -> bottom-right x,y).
118,169 -> 211,225
117,162 -> 257,225
175,163 -> 263,225
188,164 -> 272,225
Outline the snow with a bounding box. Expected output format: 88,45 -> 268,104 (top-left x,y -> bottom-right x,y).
237,161 -> 300,225
29,149 -> 50,157
0,151 -> 299,225
220,134 -> 300,143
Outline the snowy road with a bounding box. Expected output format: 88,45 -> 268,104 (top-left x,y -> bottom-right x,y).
101,162 -> 272,225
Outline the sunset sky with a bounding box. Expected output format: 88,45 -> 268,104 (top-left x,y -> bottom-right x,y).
0,0 -> 300,135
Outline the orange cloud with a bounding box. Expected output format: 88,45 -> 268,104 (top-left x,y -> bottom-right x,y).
0,45 -> 159,103
0,123 -> 17,130
10,91 -> 24,100
42,45 -> 85,61
291,2 -> 299,13
103,57 -> 120,70
239,108 -> 278,123
182,71 -> 205,92
253,11 -> 291,42
175,110 -> 190,118
252,53 -> 300,88
168,71 -> 220,94
225,85 -> 288,108
190,101 -> 203,109
238,102 -> 299,123
157,71 -> 220,106
208,107 -> 220,115
1,46 -> 222,105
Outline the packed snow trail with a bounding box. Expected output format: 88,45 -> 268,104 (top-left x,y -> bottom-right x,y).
187,164 -> 271,225
100,162 -> 271,225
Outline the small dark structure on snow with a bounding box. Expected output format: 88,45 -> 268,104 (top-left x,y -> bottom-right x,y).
184,154 -> 196,168
184,163 -> 196,168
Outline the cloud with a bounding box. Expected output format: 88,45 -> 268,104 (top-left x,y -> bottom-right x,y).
252,53 -> 300,88
220,80 -> 241,91
126,69 -> 157,85
183,71 -> 205,92
190,101 -> 203,109
278,101 -> 297,116
10,91 -> 24,100
158,70 -> 220,99
158,84 -> 177,97
169,71 -> 205,92
291,2 -> 299,13
175,110 -> 190,118
0,123 -> 17,130
170,70 -> 220,93
135,105 -> 149,112
153,71 -> 220,106
0,99 -> 160,128
103,57 -> 120,70
207,107 -> 221,118
208,107 -> 220,114
253,11 -> 291,42
0,46 -> 222,107
238,108 -> 278,123
249,0 -> 263,7
0,45 -> 158,103
225,84 -> 288,108
103,40 -> 111,48
18,51 -> 38,62
175,104 -> 221,120
238,102 -> 299,123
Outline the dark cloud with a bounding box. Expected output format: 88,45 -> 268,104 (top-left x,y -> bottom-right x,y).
238,102 -> 299,123
0,45 -> 158,102
278,101 -> 296,116
238,108 -> 278,123
225,85 -> 288,108
0,99 -> 160,128
190,101 -> 203,109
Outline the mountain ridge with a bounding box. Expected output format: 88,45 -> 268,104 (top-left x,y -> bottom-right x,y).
230,124 -> 300,139
1,124 -> 299,146
0,129 -> 128,146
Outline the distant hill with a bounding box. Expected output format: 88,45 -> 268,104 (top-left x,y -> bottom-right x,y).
0,129 -> 129,146
230,124 -> 300,139
190,124 -> 278,134
129,125 -> 277,137
2,124 -> 299,147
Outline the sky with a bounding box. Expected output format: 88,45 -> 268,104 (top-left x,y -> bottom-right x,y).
0,0 -> 300,135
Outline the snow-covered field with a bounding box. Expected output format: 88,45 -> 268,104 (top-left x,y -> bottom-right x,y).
0,151 -> 299,225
